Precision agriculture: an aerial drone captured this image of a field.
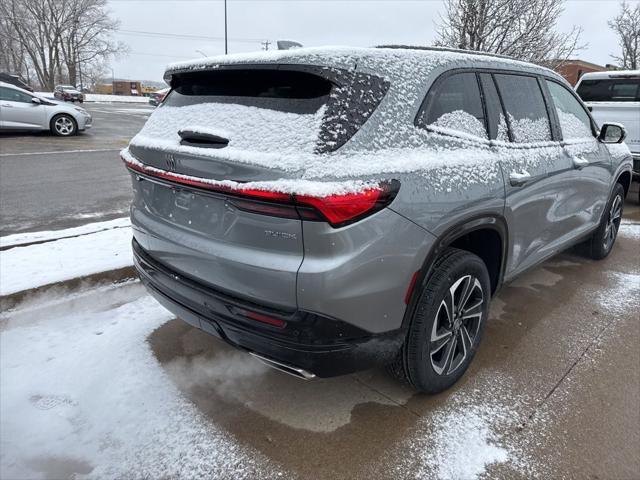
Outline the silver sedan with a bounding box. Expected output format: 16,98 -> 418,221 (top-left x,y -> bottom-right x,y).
0,81 -> 92,136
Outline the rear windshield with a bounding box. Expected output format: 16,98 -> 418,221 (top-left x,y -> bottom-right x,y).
164,69 -> 332,114
577,78 -> 640,102
162,67 -> 389,153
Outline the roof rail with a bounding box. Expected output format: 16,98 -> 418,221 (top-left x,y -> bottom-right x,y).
375,45 -> 515,61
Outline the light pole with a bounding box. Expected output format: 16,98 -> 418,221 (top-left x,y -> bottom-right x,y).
195,49 -> 207,57
74,19 -> 84,91
224,0 -> 228,55
108,67 -> 115,93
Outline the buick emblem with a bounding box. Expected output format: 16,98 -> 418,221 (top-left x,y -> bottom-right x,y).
165,153 -> 177,171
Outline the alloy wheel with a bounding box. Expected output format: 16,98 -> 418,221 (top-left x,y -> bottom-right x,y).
603,194 -> 622,251
54,116 -> 74,135
430,275 -> 484,376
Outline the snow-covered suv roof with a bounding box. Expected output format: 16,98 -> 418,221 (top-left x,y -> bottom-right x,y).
165,46 -> 559,83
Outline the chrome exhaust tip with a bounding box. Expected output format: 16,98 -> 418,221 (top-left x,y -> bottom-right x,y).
249,352 -> 316,380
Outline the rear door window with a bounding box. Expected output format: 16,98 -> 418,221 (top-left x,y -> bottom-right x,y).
494,74 -> 552,143
545,80 -> 594,140
577,78 -> 640,102
417,72 -> 488,139
478,73 -> 509,141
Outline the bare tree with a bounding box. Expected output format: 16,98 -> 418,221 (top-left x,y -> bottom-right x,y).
435,0 -> 584,64
0,0 -> 125,90
58,0 -> 127,88
609,1 -> 640,70
0,13 -> 32,82
0,0 -> 62,89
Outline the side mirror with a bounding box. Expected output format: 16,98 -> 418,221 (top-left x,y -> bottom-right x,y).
598,122 -> 626,144
31,97 -> 41,105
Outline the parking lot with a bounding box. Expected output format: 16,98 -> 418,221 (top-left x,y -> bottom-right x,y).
0,103 -> 152,235
1,103 -> 639,479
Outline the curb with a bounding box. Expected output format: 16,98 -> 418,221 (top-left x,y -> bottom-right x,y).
0,266 -> 137,311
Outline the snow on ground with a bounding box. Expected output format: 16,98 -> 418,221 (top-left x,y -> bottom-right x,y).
35,92 -> 150,103
0,283 -> 284,479
382,372 -> 539,480
0,221 -> 132,296
0,218 -> 130,249
85,94 -> 149,103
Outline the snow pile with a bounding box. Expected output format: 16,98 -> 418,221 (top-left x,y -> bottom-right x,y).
422,404 -> 509,479
382,372 -> 542,479
0,286 -> 284,479
0,221 -> 132,295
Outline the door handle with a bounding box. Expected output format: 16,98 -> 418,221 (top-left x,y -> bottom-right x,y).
0,103 -> 13,107
509,170 -> 531,187
572,156 -> 589,169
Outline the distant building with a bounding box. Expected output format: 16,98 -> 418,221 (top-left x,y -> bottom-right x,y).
94,83 -> 113,95
113,80 -> 143,96
554,60 -> 606,86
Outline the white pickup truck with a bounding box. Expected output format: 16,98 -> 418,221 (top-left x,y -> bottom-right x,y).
575,70 -> 639,180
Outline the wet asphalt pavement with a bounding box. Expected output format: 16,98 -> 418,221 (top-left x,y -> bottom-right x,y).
0,103 -> 152,235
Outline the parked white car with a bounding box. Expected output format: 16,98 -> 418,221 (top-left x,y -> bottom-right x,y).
575,70 -> 639,178
0,81 -> 92,136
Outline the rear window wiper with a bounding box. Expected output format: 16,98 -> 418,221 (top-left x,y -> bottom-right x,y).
178,129 -> 229,149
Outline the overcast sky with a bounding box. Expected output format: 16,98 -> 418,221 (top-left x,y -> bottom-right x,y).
107,0 -> 635,83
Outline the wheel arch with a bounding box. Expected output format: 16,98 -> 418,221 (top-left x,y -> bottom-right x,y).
401,215 -> 508,331
615,169 -> 632,197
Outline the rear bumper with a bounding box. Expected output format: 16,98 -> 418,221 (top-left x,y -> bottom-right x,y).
133,239 -> 404,377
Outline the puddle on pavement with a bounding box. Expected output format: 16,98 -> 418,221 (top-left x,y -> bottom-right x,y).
149,319 -> 423,479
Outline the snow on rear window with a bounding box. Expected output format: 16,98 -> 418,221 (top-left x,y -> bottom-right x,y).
133,102 -> 326,157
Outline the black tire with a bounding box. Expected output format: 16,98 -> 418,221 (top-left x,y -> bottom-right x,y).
586,183 -> 624,260
395,248 -> 491,393
50,114 -> 77,136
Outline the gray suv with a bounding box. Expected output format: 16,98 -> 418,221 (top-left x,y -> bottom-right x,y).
124,46 -> 633,393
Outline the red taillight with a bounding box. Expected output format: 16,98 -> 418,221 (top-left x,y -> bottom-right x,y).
123,154 -> 399,227
296,188 -> 383,226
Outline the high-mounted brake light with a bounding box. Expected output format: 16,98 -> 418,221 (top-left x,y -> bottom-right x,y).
123,154 -> 400,227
